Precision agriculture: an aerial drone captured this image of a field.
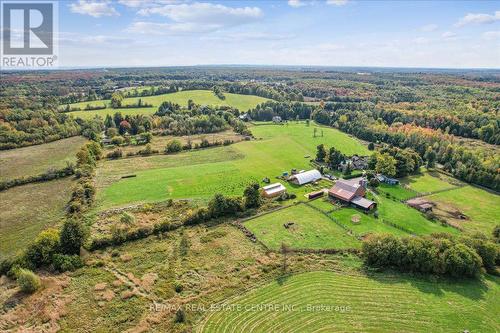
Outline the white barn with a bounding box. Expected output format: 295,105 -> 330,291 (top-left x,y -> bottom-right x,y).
289,169 -> 322,185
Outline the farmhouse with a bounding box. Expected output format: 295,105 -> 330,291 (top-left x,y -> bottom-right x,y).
262,182 -> 287,198
406,198 -> 433,212
289,169 -> 322,185
339,155 -> 368,172
328,178 -> 376,211
239,113 -> 252,121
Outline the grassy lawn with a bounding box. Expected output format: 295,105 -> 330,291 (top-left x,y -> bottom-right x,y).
64,90 -> 270,119
372,193 -> 459,235
0,136 -> 87,181
424,186 -> 499,235
198,271 -> 500,333
401,171 -> 460,194
307,197 -> 337,212
96,122 -> 367,209
244,204 -> 360,250
0,178 -> 74,260
377,183 -> 416,201
329,207 -> 408,237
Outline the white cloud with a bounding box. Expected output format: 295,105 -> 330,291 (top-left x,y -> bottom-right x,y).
420,24 -> 438,32
126,21 -> 220,34
455,11 -> 500,27
69,0 -> 119,17
128,2 -> 262,34
288,0 -> 307,8
412,37 -> 429,45
138,2 -> 262,23
118,0 -> 182,8
326,0 -> 348,6
482,31 -> 500,40
202,32 -> 295,42
441,31 -> 457,40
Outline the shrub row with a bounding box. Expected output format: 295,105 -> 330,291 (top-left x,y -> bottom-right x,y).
0,164 -> 75,191
362,233 -> 499,278
105,138 -> 235,160
67,142 -> 102,216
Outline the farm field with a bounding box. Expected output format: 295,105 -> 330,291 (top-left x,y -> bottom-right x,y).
198,271 -> 500,333
377,183 -> 416,201
401,170 -> 461,194
244,204 -> 360,250
96,123 -> 367,209
0,178 -> 74,260
424,186 -> 499,235
371,193 -> 459,235
329,207 -> 408,237
64,90 -> 270,119
0,136 -> 87,181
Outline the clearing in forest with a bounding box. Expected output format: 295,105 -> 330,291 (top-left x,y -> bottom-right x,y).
96,122 -> 368,209
64,90 -> 270,119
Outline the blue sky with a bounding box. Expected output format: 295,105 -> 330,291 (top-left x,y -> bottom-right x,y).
57,0 -> 499,68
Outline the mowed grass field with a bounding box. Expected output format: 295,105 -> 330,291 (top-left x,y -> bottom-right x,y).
64,90 -> 270,119
0,178 -> 74,259
372,193 -> 459,235
0,136 -> 87,181
244,204 -> 360,250
198,271 -> 500,333
424,186 -> 499,234
329,207 -> 408,237
401,170 -> 461,194
96,123 -> 369,209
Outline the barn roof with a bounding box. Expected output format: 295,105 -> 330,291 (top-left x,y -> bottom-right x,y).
328,179 -> 361,201
262,183 -> 286,195
351,196 -> 376,209
290,169 -> 322,185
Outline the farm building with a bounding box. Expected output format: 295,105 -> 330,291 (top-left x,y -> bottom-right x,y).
289,169 -> 322,185
377,174 -> 399,185
328,178 -> 376,211
406,198 -> 433,212
262,182 -> 287,198
272,116 -> 283,123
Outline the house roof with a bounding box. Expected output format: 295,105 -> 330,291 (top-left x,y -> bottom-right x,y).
290,169 -> 322,185
328,179 -> 361,201
351,196 -> 376,209
262,183 -> 286,195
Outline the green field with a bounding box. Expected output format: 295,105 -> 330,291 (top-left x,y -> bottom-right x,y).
402,171 -> 460,194
198,271 -> 500,333
64,90 -> 270,119
377,183 -> 416,200
0,178 -> 74,259
425,186 -> 499,234
244,204 -> 360,250
329,207 -> 408,237
372,193 -> 459,235
96,123 -> 368,209
0,136 -> 87,181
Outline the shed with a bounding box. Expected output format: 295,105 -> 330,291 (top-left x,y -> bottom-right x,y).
289,169 -> 322,185
351,196 -> 377,211
262,183 -> 287,198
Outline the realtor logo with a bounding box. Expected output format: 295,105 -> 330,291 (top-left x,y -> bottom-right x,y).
1,1 -> 58,67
